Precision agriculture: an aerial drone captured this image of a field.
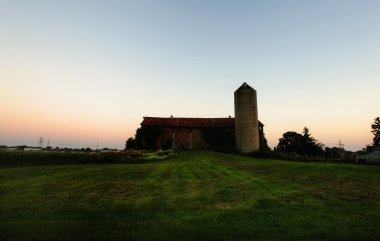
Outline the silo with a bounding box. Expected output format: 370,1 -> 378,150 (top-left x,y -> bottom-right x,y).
234,82 -> 259,153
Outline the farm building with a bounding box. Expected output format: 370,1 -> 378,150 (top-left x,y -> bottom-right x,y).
132,83 -> 265,153
140,116 -> 265,150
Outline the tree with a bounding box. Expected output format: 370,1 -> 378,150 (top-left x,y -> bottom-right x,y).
301,127 -> 324,156
259,134 -> 270,151
276,127 -> 324,156
276,131 -> 303,153
371,117 -> 380,148
325,147 -> 343,158
127,125 -> 162,150
125,137 -> 136,150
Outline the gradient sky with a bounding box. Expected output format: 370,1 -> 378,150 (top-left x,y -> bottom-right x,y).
1,0 -> 379,150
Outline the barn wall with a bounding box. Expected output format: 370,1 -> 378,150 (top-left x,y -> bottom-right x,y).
154,127 -> 237,150
156,127 -> 208,149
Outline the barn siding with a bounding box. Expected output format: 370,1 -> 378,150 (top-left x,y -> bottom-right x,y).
140,117 -> 263,150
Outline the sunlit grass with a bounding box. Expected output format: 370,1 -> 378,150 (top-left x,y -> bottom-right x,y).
1,151 -> 379,241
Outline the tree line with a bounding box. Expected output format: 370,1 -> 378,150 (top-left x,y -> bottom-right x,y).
275,127 -> 324,156
273,117 -> 379,157
125,116 -> 380,158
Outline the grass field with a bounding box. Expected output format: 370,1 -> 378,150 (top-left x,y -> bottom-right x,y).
1,151 -> 380,241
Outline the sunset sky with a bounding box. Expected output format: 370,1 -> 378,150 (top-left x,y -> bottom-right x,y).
1,0 -> 379,150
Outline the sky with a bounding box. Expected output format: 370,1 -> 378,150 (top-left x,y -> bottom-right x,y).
1,0 -> 379,151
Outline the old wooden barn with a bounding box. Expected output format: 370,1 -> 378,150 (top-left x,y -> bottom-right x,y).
140,116 -> 265,150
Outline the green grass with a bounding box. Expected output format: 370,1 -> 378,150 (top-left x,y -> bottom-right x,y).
1,151 -> 379,241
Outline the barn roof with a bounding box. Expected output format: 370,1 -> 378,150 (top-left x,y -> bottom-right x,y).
141,117 -> 263,128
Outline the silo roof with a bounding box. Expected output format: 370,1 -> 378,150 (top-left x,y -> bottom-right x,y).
235,82 -> 255,92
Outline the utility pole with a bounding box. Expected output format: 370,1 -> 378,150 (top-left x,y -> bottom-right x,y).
96,142 -> 100,156
338,140 -> 345,158
338,140 -> 344,150
37,137 -> 44,148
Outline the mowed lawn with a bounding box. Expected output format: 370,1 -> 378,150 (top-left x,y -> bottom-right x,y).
1,151 -> 380,241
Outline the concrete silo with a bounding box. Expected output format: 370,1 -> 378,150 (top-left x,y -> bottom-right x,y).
234,82 -> 260,153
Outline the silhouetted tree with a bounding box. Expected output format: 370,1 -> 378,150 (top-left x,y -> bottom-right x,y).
276,127 -> 324,156
325,147 -> 343,158
125,137 -> 136,150
371,117 -> 380,148
128,126 -> 162,150
301,127 -> 324,156
276,131 -> 303,153
259,132 -> 270,151
134,127 -> 144,149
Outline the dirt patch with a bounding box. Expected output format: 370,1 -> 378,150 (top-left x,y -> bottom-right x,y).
215,202 -> 232,209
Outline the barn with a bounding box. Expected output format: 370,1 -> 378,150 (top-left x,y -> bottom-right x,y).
140,116 -> 265,150
132,83 -> 266,153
